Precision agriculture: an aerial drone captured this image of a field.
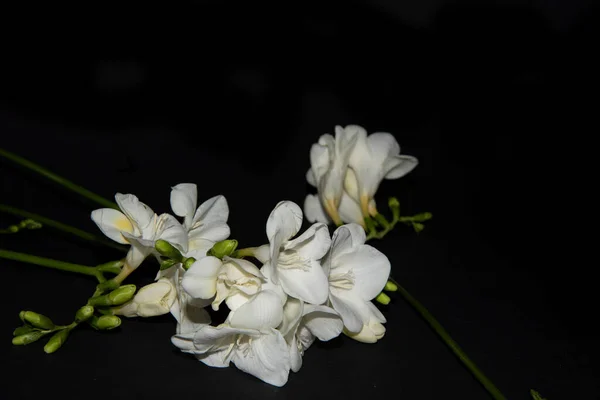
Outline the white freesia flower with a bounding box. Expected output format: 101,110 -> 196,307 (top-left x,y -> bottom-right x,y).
279,297 -> 343,372
305,126 -> 358,225
322,223 -> 391,343
91,193 -> 188,270
346,125 -> 418,216
115,278 -> 177,317
170,183 -> 230,259
264,201 -> 331,305
171,290 -> 291,387
181,255 -> 264,311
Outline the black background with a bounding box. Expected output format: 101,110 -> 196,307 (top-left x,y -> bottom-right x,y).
0,1 -> 597,399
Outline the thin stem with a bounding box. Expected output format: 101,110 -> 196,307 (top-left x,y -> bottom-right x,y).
0,204 -> 126,252
0,147 -> 118,209
390,278 -> 507,400
0,249 -> 103,282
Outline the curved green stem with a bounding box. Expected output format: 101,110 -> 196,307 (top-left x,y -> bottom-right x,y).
390,278 -> 507,400
0,249 -> 104,282
0,204 -> 126,252
0,147 -> 117,209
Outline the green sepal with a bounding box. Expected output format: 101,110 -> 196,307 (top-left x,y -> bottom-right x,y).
12,331 -> 46,345
44,329 -> 70,354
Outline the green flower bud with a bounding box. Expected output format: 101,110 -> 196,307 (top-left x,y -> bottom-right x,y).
208,240 -> 238,259
96,279 -> 120,293
183,257 -> 196,270
384,281 -> 398,292
155,240 -> 183,261
88,284 -> 136,307
13,325 -> 36,336
12,331 -> 45,345
375,292 -> 391,305
7,225 -> 19,233
20,311 -> 55,330
89,315 -> 121,330
44,329 -> 70,354
96,260 -> 124,274
75,305 -> 94,323
388,197 -> 400,220
411,212 -> 433,222
412,222 -> 425,233
160,258 -> 178,271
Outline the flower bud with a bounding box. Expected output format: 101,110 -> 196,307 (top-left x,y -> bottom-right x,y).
411,212 -> 432,222
160,258 -> 178,271
208,240 -> 238,259
88,284 -> 136,307
75,305 -> 94,323
20,311 -> 55,330
384,281 -> 398,292
96,260 -> 124,274
13,325 -> 35,336
375,292 -> 391,305
155,239 -> 183,261
96,279 -> 120,293
116,278 -> 177,318
12,331 -> 45,345
89,315 -> 121,330
44,329 -> 70,354
183,257 -> 196,270
388,197 -> 400,220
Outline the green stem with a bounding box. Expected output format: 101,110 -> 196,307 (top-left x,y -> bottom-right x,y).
0,204 -> 126,252
390,278 -> 507,400
0,147 -> 118,209
0,249 -> 103,282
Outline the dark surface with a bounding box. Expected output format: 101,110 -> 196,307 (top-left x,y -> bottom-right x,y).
0,1 -> 597,399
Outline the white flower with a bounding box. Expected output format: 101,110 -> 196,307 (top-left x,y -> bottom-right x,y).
170,183 -> 230,259
263,201 -> 331,305
305,126 -> 359,225
346,125 -> 418,216
115,278 -> 177,317
171,290 -> 291,387
181,255 -> 264,312
322,223 -> 390,343
279,297 -> 343,372
91,193 -> 188,270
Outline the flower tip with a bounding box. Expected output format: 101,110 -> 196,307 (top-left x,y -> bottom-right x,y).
375,292 -> 391,305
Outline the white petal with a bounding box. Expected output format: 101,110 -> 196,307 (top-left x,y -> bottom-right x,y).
306,168 -> 317,187
191,325 -> 253,353
302,304 -> 343,341
134,279 -> 173,303
187,238 -> 216,258
279,297 -> 303,337
170,183 -> 198,227
337,193 -> 364,225
367,132 -> 400,160
333,244 -> 390,300
182,256 -> 222,299
329,293 -> 363,333
266,200 -> 303,246
253,244 -> 270,264
155,213 -> 189,253
289,337 -> 303,373
229,290 -> 284,330
177,296 -> 212,335
224,292 -> 252,311
232,329 -> 291,387
124,242 -> 152,270
343,168 -> 360,202
303,194 -> 330,224
323,223 -> 366,275
278,259 -> 329,305
115,193 -> 155,232
190,195 -> 230,242
223,257 -> 264,279
297,325 -> 316,350
367,301 -> 387,323
285,223 -> 331,261
384,154 -> 418,179
259,265 -> 288,305
309,142 -> 331,184
197,351 -> 231,368
91,208 -> 133,244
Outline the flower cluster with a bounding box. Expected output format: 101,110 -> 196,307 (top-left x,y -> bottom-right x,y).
92,182 -> 391,386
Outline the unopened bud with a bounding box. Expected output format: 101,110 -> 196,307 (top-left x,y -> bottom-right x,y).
160,258 -> 178,271
412,222 -> 425,233
155,240 -> 183,261
20,311 -> 54,330
96,279 -> 120,293
96,260 -> 124,274
75,305 -> 94,323
388,197 -> 400,220
12,331 -> 45,345
13,325 -> 35,336
384,281 -> 398,292
88,284 -> 136,307
89,315 -> 121,330
208,240 -> 238,259
411,212 -> 433,222
183,257 -> 196,270
44,329 -> 70,354
375,292 -> 391,305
